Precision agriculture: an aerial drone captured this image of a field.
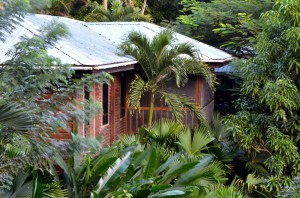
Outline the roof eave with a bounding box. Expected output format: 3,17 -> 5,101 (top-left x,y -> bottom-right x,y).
71,60 -> 138,71
203,57 -> 235,63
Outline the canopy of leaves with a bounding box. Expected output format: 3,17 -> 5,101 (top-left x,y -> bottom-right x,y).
224,0 -> 300,194
78,0 -> 152,22
177,0 -> 273,55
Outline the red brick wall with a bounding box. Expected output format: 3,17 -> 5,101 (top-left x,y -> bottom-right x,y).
75,85 -> 85,137
90,82 -> 111,146
85,73 -> 125,145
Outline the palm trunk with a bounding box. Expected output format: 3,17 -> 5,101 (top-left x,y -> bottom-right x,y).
141,0 -> 147,15
103,0 -> 108,11
148,91 -> 155,127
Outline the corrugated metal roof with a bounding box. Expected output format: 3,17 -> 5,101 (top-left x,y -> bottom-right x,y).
85,22 -> 234,63
0,14 -> 135,69
0,14 -> 233,71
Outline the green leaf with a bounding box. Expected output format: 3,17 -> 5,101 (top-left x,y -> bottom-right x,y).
151,190 -> 189,197
151,184 -> 173,193
160,162 -> 197,184
93,152 -> 132,195
176,155 -> 213,185
155,152 -> 182,176
132,146 -> 153,167
143,147 -> 158,179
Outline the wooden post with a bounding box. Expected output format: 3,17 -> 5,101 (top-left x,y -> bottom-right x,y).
125,73 -> 129,133
196,77 -> 202,106
110,81 -> 115,143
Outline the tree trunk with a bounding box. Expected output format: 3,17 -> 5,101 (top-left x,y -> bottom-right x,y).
148,91 -> 155,127
103,0 -> 108,11
141,0 -> 147,15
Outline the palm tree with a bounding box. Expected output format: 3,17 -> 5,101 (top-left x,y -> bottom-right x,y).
119,30 -> 215,126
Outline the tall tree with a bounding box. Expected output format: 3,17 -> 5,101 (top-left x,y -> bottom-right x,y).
225,0 -> 300,194
119,30 -> 215,126
177,0 -> 273,56
147,0 -> 182,23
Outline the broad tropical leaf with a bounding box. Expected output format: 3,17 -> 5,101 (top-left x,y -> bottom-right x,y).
155,152 -> 182,176
160,161 -> 198,184
143,147 -> 159,179
92,152 -> 132,195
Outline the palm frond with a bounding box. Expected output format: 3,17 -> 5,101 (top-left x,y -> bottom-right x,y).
232,175 -> 268,197
209,112 -> 228,142
120,32 -> 154,80
0,101 -> 33,131
176,156 -> 226,186
128,75 -> 149,113
192,126 -> 215,154
148,118 -> 184,144
177,126 -> 214,156
185,59 -> 216,91
179,96 -> 207,125
161,92 -> 184,121
118,134 -> 140,146
206,185 -> 246,198
161,91 -> 207,124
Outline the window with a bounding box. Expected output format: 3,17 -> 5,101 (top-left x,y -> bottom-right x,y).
102,84 -> 109,125
84,85 -> 90,136
120,73 -> 126,118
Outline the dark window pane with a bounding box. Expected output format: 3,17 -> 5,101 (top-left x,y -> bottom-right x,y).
84,85 -> 90,135
103,84 -> 109,125
120,73 -> 126,118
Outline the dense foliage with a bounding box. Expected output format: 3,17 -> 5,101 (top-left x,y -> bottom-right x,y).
2,0 -> 300,197
54,119 -> 242,197
224,0 -> 300,195
78,0 -> 152,22
177,0 -> 273,56
0,1 -> 111,196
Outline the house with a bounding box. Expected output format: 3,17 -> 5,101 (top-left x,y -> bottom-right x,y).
0,14 -> 233,145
